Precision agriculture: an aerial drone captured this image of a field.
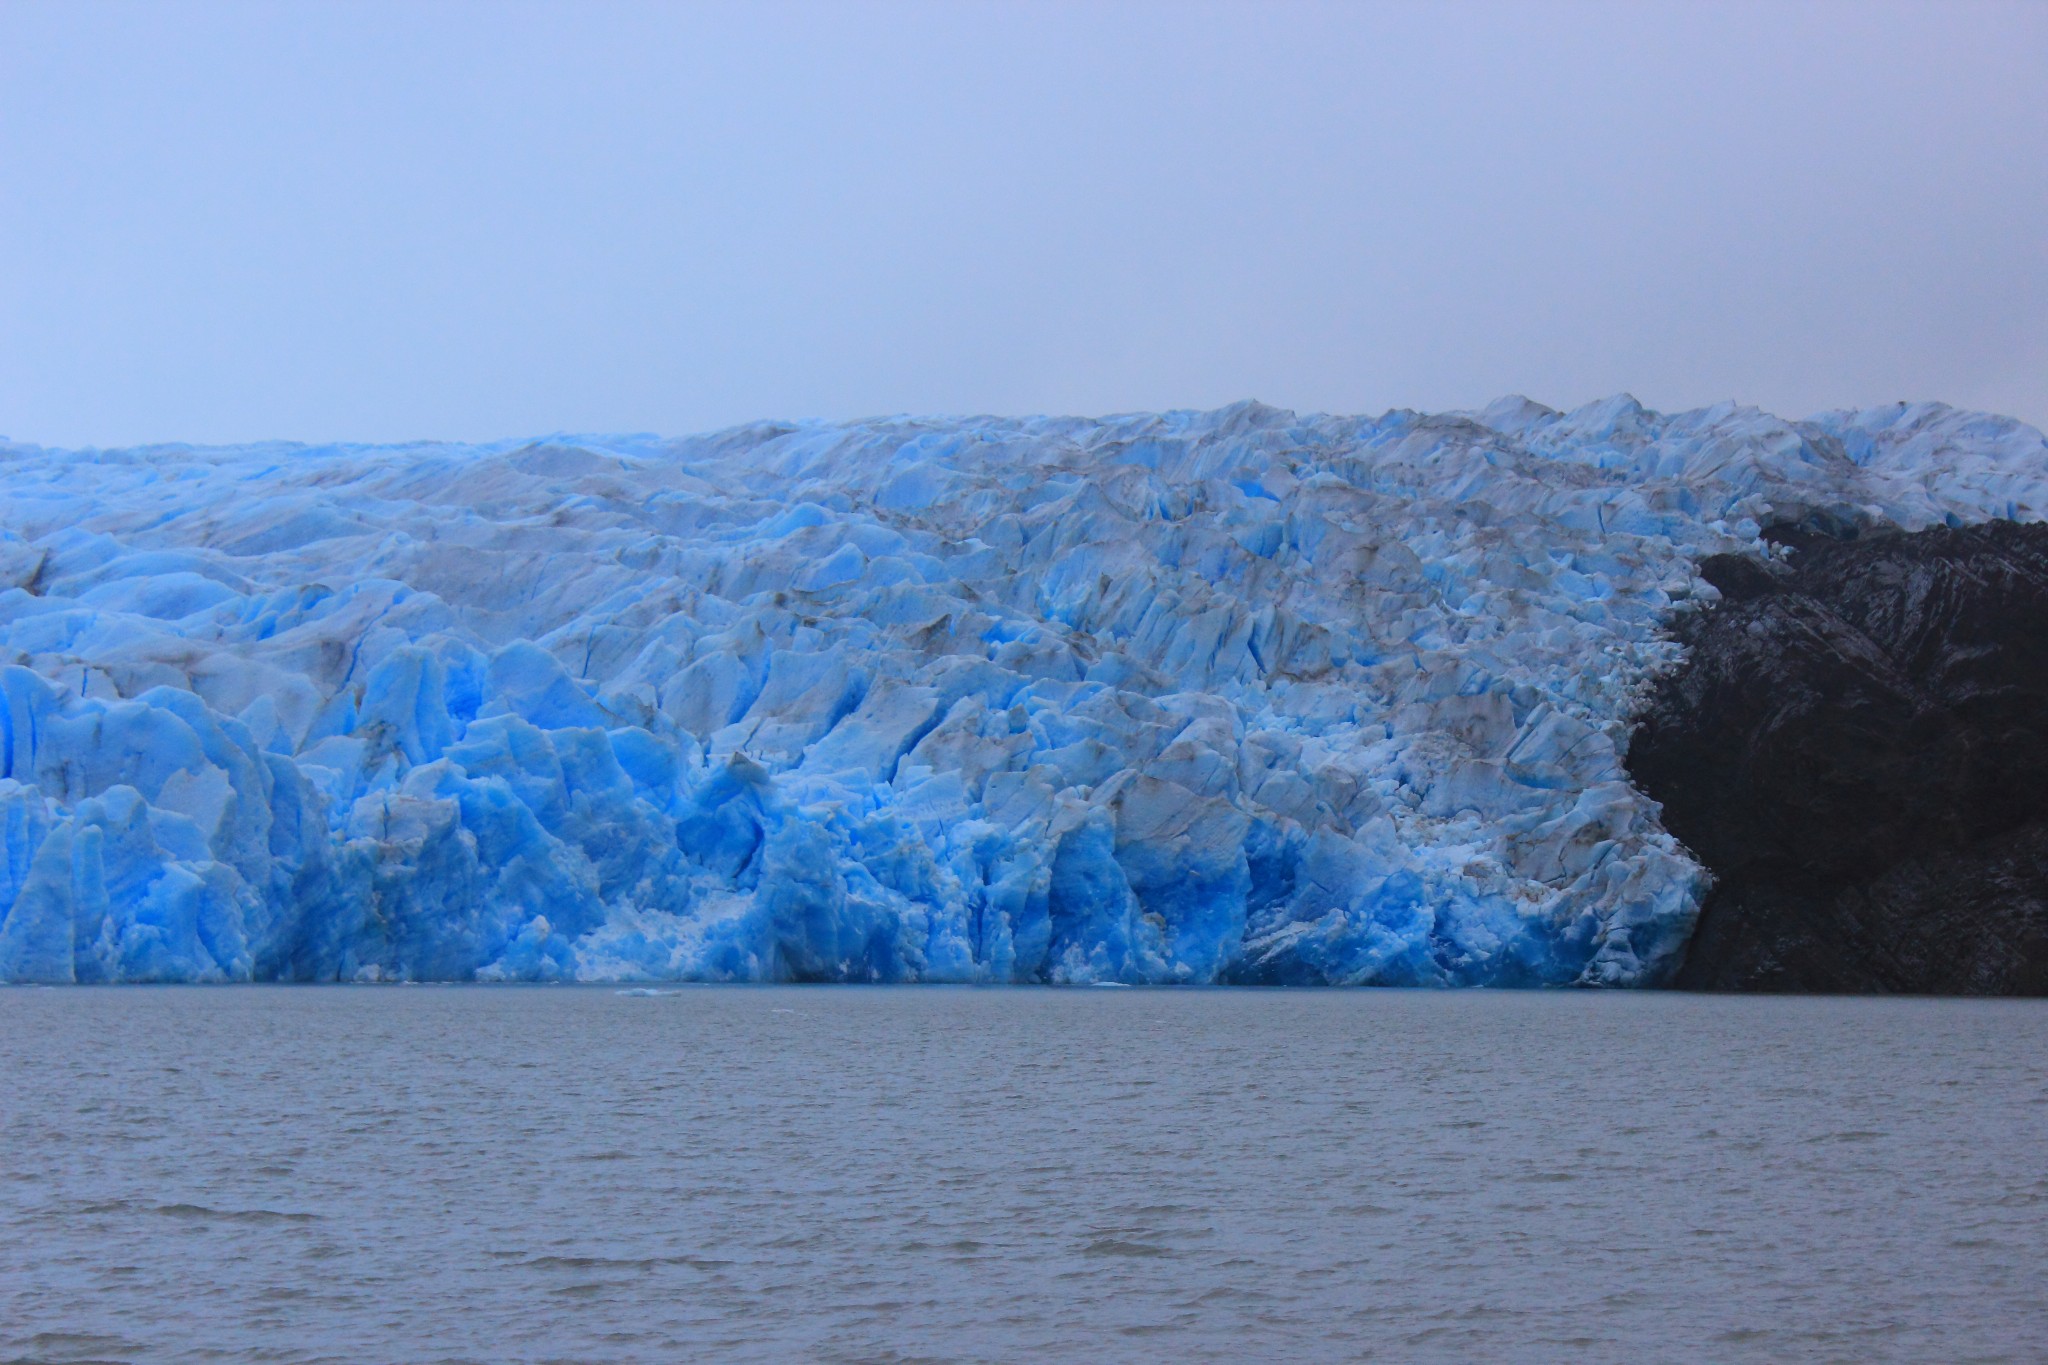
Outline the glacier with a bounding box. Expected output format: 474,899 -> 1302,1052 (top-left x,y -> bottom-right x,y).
2,396 -> 2044,986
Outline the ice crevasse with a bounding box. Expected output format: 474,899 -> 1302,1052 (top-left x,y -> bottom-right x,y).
2,396 -> 2044,985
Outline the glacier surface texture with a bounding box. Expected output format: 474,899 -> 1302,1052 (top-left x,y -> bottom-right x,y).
2,398 -> 2044,985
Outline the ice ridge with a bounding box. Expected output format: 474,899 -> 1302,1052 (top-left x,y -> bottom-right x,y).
2,397 -> 2044,985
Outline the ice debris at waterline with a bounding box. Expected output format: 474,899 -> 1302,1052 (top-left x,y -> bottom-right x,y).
2,398 -> 2044,985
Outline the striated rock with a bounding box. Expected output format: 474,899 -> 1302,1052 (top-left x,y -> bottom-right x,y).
1629,521 -> 2048,994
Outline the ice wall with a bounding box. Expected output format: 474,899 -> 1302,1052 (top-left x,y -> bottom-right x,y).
2,397 -> 2044,984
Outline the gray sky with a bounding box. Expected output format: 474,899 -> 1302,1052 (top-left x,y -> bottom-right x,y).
3,0 -> 2044,447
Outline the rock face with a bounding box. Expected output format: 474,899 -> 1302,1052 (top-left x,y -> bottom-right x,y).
1629,521 -> 2048,994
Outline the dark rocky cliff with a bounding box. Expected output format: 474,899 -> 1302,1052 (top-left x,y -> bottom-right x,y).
1628,520 -> 2048,994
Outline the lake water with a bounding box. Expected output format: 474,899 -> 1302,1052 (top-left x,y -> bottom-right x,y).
3,987 -> 2044,1363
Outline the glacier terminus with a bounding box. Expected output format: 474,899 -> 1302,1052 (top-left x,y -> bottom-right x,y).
2,397 -> 2044,986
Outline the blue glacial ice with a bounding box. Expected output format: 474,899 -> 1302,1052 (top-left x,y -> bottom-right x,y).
3,397 -> 2045,985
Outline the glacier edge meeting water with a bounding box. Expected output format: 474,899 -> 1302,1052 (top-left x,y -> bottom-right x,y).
2,396 -> 2044,986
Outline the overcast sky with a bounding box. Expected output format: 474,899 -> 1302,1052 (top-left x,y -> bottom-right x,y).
3,0 -> 2043,447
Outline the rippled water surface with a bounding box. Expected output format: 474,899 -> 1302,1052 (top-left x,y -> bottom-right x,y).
3,987 -> 2045,1363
